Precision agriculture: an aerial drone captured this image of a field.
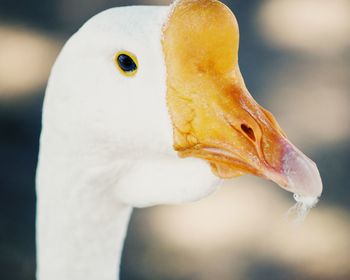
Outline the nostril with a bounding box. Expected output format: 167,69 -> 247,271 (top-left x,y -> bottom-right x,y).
241,124 -> 256,142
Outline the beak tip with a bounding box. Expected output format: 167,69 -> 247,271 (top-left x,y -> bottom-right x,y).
281,143 -> 323,198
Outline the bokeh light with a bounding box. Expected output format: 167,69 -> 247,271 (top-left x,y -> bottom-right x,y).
0,25 -> 61,100
258,0 -> 350,56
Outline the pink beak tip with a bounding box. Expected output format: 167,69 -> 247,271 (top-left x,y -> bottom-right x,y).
281,141 -> 323,198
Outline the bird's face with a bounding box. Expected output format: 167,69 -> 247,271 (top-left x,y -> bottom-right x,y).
47,2 -> 321,207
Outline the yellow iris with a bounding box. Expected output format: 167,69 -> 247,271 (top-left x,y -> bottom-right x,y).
115,51 -> 138,77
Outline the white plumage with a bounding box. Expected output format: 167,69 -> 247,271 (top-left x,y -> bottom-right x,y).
36,6 -> 220,280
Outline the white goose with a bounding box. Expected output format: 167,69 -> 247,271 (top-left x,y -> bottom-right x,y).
36,1 -> 322,279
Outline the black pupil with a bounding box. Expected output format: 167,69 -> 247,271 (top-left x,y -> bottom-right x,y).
117,54 -> 137,72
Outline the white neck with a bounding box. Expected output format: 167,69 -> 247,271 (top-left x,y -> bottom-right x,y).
36,132 -> 132,280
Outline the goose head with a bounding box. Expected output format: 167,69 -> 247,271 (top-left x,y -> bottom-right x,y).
41,0 -> 322,208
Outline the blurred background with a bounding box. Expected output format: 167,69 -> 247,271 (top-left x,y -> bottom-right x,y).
0,0 -> 349,279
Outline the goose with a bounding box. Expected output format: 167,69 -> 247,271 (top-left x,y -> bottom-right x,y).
36,0 -> 323,279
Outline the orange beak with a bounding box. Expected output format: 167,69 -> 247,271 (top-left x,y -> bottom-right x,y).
162,0 -> 322,197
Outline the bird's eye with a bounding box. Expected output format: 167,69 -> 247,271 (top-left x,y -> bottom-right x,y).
115,51 -> 138,77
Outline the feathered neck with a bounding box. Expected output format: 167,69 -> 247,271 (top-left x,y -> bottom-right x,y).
36,131 -> 132,280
